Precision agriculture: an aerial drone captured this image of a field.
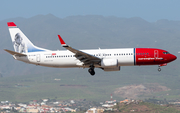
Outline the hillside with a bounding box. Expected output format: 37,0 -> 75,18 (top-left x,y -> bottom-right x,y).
111,101 -> 180,113
0,68 -> 180,102
114,84 -> 170,99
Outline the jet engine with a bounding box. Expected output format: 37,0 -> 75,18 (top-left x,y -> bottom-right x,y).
101,59 -> 118,68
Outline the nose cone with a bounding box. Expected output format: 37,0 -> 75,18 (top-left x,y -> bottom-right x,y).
171,54 -> 177,61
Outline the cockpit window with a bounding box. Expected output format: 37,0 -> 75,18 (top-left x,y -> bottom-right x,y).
163,52 -> 170,54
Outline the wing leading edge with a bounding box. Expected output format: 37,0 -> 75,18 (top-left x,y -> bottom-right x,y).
58,35 -> 101,65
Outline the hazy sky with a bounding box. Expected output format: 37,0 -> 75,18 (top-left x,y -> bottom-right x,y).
1,0 -> 180,22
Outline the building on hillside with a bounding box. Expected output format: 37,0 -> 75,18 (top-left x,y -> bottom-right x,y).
86,107 -> 104,113
27,108 -> 39,112
120,99 -> 129,103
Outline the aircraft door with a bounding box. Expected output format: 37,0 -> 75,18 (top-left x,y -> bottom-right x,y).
36,54 -> 40,62
154,50 -> 158,58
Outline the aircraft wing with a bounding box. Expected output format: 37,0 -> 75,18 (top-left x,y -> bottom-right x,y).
4,49 -> 27,56
58,35 -> 101,65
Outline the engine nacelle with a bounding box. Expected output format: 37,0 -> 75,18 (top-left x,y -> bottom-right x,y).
101,59 -> 118,68
103,66 -> 120,71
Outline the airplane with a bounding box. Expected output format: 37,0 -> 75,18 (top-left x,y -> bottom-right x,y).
5,22 -> 177,76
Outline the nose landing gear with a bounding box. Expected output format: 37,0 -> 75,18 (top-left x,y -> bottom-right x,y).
158,67 -> 161,72
158,63 -> 167,72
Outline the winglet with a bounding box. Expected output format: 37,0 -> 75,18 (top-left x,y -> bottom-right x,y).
7,22 -> 17,27
58,35 -> 67,47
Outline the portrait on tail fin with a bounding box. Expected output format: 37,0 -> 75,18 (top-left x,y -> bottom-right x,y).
13,33 -> 27,53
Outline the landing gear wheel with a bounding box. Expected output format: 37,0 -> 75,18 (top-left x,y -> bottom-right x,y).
88,68 -> 95,76
158,68 -> 161,72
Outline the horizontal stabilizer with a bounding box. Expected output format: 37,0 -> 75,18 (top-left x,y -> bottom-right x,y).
4,49 -> 27,56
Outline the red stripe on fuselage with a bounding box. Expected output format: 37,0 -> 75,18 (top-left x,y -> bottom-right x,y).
135,48 -> 173,65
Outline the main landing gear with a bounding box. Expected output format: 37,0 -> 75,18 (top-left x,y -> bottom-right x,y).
88,65 -> 95,76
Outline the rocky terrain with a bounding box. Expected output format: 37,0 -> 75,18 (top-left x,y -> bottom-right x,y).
114,83 -> 170,99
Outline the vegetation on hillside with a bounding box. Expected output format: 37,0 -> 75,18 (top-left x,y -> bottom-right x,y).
109,102 -> 180,113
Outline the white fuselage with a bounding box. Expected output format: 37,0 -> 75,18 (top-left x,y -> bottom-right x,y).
15,48 -> 135,68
